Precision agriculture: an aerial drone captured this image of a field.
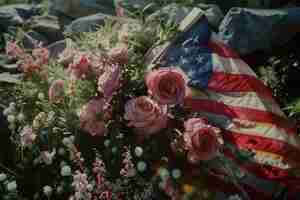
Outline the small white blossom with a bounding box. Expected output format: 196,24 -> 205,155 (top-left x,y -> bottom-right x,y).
17,113 -> 25,122
137,161 -> 147,172
61,165 -> 72,177
104,139 -> 111,147
87,184 -> 94,192
58,147 -> 66,155
9,102 -> 16,109
56,186 -> 63,194
7,115 -> 16,123
159,168 -> 170,181
6,181 -> 17,191
41,149 -> 56,165
228,194 -> 242,200
171,169 -> 181,179
38,93 -> 45,100
3,107 -> 12,116
43,185 -> 53,197
134,146 -> 143,157
0,173 -> 7,182
112,147 -> 118,154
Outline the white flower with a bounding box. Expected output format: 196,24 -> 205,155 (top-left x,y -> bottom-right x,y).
7,115 -> 15,123
137,161 -> 147,172
104,139 -> 111,147
3,108 -> 12,116
62,137 -> 73,148
171,169 -> 181,179
61,165 -> 72,177
41,149 -> 56,165
43,185 -> 53,197
87,184 -> 94,192
17,113 -> 25,122
134,146 -> 143,157
112,147 -> 118,154
6,181 -> 17,191
56,186 -> 63,194
228,194 -> 242,200
58,148 -> 65,156
38,92 -> 45,100
0,173 -> 7,182
159,168 -> 170,181
9,102 -> 16,108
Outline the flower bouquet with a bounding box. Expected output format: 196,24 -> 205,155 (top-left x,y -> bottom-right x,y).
0,12 -> 268,200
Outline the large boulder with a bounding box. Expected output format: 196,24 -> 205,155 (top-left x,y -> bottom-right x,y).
218,7 -> 300,55
146,3 -> 223,29
22,31 -> 49,49
30,15 -> 64,43
64,13 -> 111,34
47,40 -> 66,59
49,0 -> 116,18
0,4 -> 41,29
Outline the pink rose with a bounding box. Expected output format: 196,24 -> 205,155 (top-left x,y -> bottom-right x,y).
20,126 -> 36,147
124,96 -> 168,136
5,41 -> 24,60
49,79 -> 65,103
19,54 -> 40,74
184,118 -> 223,163
145,67 -> 189,105
97,64 -> 121,98
68,53 -> 91,79
79,98 -> 111,137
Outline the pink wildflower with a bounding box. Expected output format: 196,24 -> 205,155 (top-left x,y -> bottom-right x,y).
68,53 -> 91,79
97,64 -> 121,98
20,126 -> 36,147
5,41 -> 24,60
32,47 -> 50,66
48,79 -> 65,103
120,148 -> 136,178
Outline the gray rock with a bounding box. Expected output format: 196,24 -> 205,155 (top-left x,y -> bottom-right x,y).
49,0 -> 115,18
47,40 -> 66,59
197,3 -> 224,29
218,7 -> 300,55
65,13 -> 111,34
0,4 -> 41,29
0,73 -> 21,83
146,3 -> 191,25
146,3 -> 223,28
22,31 -> 49,49
0,64 -> 18,74
31,15 -> 64,43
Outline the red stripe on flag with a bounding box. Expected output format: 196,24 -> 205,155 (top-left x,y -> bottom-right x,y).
208,72 -> 274,100
223,149 -> 300,190
184,98 -> 296,135
208,41 -> 240,59
223,132 -> 300,163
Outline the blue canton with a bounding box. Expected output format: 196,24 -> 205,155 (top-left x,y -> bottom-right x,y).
162,18 -> 213,89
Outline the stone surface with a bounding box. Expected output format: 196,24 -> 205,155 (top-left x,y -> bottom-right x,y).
218,7 -> 300,55
65,13 -> 111,34
47,40 -> 66,59
0,73 -> 21,83
22,31 -> 49,49
31,15 -> 64,43
146,3 -> 223,28
49,0 -> 116,18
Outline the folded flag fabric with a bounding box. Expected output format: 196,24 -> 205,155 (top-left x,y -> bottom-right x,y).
146,9 -> 300,199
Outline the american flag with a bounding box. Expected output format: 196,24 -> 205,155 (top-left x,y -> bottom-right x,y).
147,9 -> 300,199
